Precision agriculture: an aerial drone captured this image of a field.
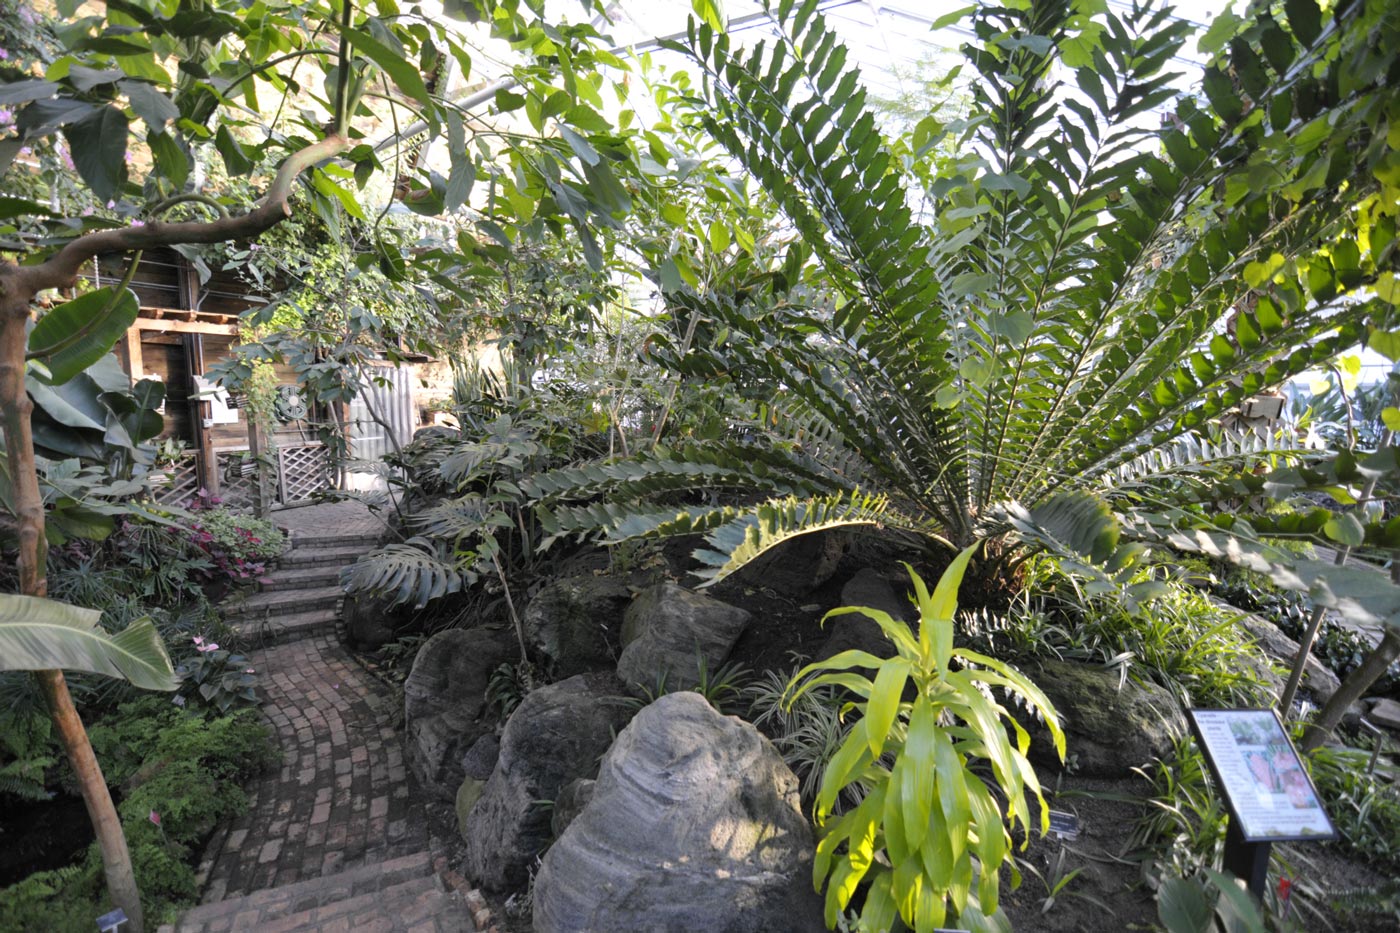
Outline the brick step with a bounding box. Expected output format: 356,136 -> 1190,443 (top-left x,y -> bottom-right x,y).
223,585 -> 344,620
229,608 -> 338,645
164,852 -> 456,932
277,545 -> 375,569
284,529 -> 384,550
257,565 -> 344,592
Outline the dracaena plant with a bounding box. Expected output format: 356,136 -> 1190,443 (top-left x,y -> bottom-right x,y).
785,545 -> 1064,932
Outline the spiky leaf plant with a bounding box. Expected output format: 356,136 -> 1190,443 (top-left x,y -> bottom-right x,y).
528,0 -> 1400,594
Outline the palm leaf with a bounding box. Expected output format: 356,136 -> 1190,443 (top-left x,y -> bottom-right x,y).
0,594 -> 176,691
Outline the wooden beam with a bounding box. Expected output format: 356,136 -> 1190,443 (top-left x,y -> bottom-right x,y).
133,319 -> 238,336
122,327 -> 144,385
187,334 -> 220,497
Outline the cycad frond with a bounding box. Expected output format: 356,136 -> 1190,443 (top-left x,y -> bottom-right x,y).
691,491 -> 900,586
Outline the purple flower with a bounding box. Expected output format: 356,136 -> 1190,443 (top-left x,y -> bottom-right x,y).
130,219 -> 145,228
0,49 -> 10,61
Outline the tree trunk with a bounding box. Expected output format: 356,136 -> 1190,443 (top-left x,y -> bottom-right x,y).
1301,626 -> 1400,753
37,671 -> 145,932
1,276 -> 145,932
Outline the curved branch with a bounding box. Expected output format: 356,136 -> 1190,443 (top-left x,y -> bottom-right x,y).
13,133 -> 350,297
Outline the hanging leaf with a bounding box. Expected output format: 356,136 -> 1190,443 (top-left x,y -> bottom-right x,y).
28,287 -> 141,386
0,594 -> 177,691
119,79 -> 178,130
62,105 -> 130,203
342,26 -> 432,107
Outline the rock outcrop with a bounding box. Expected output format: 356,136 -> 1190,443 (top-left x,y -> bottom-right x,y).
403,626 -> 517,800
532,692 -> 824,933
461,672 -> 634,891
616,584 -> 750,695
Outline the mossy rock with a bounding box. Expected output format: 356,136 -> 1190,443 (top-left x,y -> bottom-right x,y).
456,776 -> 485,841
1015,659 -> 1186,778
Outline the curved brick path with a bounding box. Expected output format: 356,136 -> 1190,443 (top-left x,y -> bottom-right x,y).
164,506 -> 487,933
196,633 -> 424,901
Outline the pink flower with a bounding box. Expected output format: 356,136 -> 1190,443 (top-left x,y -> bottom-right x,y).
192,636 -> 204,646
245,668 -> 255,674
149,810 -> 160,826
0,49 -> 9,60
130,219 -> 145,228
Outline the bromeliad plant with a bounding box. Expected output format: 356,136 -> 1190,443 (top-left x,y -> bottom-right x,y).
785,546 -> 1064,931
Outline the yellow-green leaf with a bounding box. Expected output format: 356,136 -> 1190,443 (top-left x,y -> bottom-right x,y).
865,657 -> 911,758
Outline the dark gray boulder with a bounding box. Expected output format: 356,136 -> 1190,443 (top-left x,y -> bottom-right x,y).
731,530 -> 848,597
460,733 -> 500,782
1015,659 -> 1186,778
1233,609 -> 1340,702
523,575 -> 632,678
616,583 -> 750,695
532,692 -> 824,933
342,590 -> 412,652
403,626 -> 518,801
462,672 -> 634,891
549,778 -> 595,839
817,567 -> 916,661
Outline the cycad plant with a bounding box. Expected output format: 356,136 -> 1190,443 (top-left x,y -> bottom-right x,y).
529,0 -> 1400,592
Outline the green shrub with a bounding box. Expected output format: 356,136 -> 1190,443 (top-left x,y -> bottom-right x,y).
1,698 -> 276,928
976,557 -> 1276,707
187,506 -> 285,583
1309,745 -> 1400,872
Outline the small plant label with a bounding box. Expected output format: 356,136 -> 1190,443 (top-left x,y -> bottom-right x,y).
1187,708 -> 1336,843
1047,809 -> 1081,840
95,907 -> 128,932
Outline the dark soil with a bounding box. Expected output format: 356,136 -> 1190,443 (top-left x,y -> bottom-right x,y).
0,794 -> 93,887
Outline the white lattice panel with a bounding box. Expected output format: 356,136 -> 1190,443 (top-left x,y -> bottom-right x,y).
150,455 -> 201,506
278,445 -> 332,503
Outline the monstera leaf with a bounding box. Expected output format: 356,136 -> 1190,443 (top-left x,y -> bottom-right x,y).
0,594 -> 177,691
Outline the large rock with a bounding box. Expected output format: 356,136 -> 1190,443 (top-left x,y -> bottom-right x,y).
1016,659 -> 1186,778
731,530 -> 848,597
462,672 -> 634,891
342,590 -> 412,652
616,584 -> 750,695
403,626 -> 518,800
550,778 -> 595,839
1370,697 -> 1400,732
1234,610 -> 1341,702
533,692 -> 824,933
523,576 -> 632,678
818,568 -> 916,661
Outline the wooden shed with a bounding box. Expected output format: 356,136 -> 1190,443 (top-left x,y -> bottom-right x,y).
95,247 -> 412,512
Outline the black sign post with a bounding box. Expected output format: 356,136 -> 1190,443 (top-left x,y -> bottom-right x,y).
1186,708 -> 1336,901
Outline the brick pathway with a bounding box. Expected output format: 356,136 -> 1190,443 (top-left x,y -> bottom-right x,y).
163,503 -> 488,932
196,632 -> 425,901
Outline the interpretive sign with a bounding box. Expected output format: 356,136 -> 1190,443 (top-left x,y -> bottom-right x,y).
1186,708 -> 1336,843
